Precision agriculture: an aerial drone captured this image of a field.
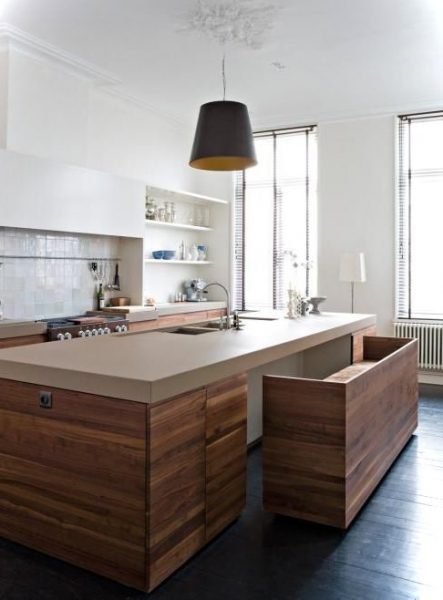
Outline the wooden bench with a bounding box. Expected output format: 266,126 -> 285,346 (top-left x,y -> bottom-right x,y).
262,336 -> 418,529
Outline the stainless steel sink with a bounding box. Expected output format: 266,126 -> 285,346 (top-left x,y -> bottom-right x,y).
163,326 -> 218,335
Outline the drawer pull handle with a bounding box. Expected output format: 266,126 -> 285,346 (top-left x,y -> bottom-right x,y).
39,391 -> 53,409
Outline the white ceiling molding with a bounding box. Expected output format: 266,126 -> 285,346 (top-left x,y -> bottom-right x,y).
253,99 -> 443,131
102,86 -> 187,128
0,23 -> 120,85
0,23 -> 187,127
180,0 -> 278,49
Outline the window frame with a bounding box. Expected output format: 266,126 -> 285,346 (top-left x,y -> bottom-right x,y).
397,110 -> 443,321
232,125 -> 317,312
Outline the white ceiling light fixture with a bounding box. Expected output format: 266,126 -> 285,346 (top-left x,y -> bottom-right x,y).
182,0 -> 279,171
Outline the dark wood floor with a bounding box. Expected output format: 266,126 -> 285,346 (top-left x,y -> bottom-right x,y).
1,386 -> 443,599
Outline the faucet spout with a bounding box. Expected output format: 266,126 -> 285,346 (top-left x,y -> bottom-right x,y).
203,282 -> 231,329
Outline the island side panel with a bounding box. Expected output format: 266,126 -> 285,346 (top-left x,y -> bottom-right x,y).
345,339 -> 418,526
206,373 -> 247,541
147,388 -> 206,591
262,376 -> 347,528
0,379 -> 147,589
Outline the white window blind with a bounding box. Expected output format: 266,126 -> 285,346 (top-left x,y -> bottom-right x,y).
397,111 -> 443,319
233,126 -> 317,311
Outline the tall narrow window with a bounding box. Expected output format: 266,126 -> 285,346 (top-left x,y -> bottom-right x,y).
398,112 -> 443,319
233,126 -> 317,311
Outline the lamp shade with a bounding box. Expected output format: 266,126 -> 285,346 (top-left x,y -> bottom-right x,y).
339,252 -> 366,283
189,100 -> 257,171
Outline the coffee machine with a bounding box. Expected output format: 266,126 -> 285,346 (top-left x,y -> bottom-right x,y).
184,279 -> 207,302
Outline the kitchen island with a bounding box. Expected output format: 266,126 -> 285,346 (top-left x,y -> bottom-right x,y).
0,312 -> 375,591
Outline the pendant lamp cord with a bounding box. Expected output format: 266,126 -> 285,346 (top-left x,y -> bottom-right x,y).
222,53 -> 226,101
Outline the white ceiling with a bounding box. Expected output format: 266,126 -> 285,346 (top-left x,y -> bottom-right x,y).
2,0 -> 443,128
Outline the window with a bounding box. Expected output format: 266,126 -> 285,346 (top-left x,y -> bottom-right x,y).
233,126 -> 317,311
397,112 -> 443,319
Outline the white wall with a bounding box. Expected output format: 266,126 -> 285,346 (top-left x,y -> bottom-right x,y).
317,116 -> 396,335
4,48 -> 232,201
0,48 -> 8,148
0,46 -> 233,307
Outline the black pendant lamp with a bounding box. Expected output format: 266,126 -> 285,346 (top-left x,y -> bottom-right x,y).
189,57 -> 257,171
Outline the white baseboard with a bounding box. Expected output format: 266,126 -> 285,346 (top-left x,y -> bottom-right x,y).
419,372 -> 443,385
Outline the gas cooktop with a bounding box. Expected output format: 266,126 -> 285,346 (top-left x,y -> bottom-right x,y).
40,314 -> 129,341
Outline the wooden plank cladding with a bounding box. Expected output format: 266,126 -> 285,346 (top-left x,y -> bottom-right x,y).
148,388 -> 207,591
206,373 -> 247,541
0,372 -> 248,592
0,333 -> 47,349
263,336 -> 418,529
351,325 -> 377,362
0,379 -> 147,589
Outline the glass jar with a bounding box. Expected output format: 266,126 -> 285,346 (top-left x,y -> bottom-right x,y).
164,202 -> 171,223
145,196 -> 157,220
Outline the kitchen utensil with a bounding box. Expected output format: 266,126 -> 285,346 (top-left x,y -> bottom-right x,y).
110,296 -> 131,307
113,263 -> 120,290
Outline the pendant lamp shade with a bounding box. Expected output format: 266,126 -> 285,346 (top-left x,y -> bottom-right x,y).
189,100 -> 257,171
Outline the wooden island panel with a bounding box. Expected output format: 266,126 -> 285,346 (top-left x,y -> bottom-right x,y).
147,388 -> 207,591
263,337 -> 418,529
0,379 -> 147,589
0,372 -> 248,592
345,337 -> 418,525
206,374 -> 247,541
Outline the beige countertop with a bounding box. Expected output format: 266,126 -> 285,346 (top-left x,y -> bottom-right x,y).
0,312 -> 375,403
0,319 -> 47,339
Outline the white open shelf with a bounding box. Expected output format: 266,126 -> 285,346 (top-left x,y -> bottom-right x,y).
146,185 -> 228,206
145,220 -> 213,232
144,259 -> 213,265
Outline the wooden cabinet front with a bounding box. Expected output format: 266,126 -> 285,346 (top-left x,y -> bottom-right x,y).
0,372 -> 247,592
129,308 -> 226,333
206,374 -> 247,541
148,388 -> 207,590
0,333 -> 46,349
0,379 -> 147,589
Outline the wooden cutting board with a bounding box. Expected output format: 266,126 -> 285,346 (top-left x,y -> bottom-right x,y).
69,316 -> 106,325
102,306 -> 156,313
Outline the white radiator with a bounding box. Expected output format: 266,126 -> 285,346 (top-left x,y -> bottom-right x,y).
394,321 -> 443,371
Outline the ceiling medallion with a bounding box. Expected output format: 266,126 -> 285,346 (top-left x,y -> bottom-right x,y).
184,1 -> 278,172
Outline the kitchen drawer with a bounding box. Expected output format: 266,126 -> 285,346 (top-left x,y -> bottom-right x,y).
206,426 -> 247,541
206,373 -> 247,445
0,333 -> 46,349
128,308 -> 226,333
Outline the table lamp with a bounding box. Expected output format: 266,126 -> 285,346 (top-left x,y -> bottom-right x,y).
339,252 -> 366,313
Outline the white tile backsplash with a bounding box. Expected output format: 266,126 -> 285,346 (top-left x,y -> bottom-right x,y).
0,227 -> 120,319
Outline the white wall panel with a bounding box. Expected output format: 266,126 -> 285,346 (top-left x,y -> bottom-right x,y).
0,149 -> 145,237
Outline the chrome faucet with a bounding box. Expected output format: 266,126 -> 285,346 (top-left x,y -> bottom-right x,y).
203,282 -> 232,329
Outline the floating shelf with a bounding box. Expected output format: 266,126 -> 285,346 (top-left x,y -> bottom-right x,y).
146,185 -> 228,206
144,259 -> 213,265
144,220 -> 213,232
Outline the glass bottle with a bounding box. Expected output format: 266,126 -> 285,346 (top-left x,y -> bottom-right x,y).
164,202 -> 171,223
